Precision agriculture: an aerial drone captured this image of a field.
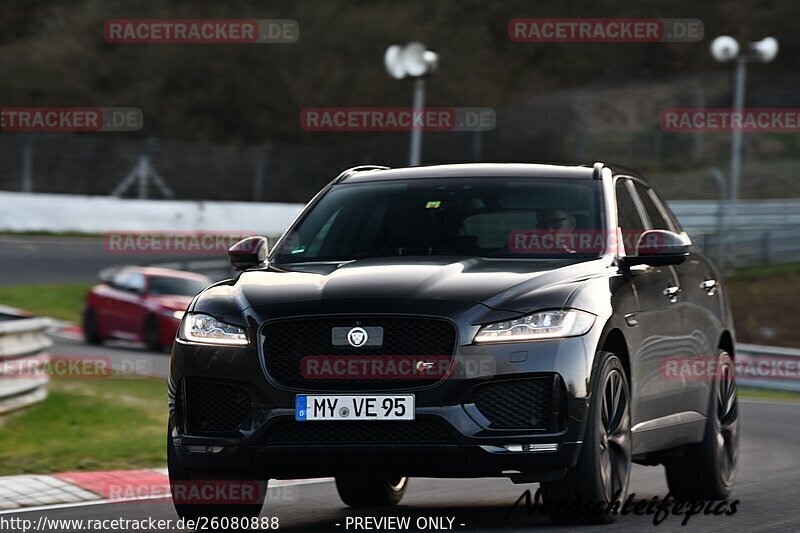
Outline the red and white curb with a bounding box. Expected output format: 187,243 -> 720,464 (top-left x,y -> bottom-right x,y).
49,323 -> 83,341
0,468 -> 331,513
0,468 -> 169,511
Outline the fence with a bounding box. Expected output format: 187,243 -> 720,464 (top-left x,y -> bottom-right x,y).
3,71 -> 800,203
670,200 -> 800,268
0,306 -> 51,414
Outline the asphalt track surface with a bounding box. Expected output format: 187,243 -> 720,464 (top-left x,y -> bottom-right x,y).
49,335 -> 172,378
0,235 -> 228,286
9,334 -> 800,532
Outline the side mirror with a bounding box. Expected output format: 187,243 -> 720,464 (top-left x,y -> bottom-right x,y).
623,230 -> 691,267
228,236 -> 269,271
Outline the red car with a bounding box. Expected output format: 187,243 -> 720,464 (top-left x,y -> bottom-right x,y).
83,267 -> 212,351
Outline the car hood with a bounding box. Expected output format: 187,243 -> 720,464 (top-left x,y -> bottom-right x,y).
195,256 -> 611,317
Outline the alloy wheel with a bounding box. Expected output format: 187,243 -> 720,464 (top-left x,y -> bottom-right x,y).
716,357 -> 739,485
599,369 -> 631,502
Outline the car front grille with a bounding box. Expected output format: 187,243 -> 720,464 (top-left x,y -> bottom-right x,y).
264,420 -> 454,445
469,377 -> 560,430
183,379 -> 251,434
262,316 -> 456,390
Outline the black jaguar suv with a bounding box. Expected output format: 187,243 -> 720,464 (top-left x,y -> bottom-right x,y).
168,162 -> 738,524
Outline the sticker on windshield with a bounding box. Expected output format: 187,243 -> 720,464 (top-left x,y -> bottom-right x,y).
425,200 -> 442,209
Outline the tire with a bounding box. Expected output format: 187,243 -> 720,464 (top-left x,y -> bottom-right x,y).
144,315 -> 163,352
335,476 -> 408,507
82,308 -> 103,345
541,351 -> 631,524
664,350 -> 739,500
167,432 -> 266,528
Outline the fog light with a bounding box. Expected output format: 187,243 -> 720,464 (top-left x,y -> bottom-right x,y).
184,445 -> 224,454
503,443 -> 559,453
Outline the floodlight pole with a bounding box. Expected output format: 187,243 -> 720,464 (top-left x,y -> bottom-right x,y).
385,43 -> 437,167
711,35 -> 778,270
21,134 -> 36,193
409,78 -> 426,166
727,57 -> 746,252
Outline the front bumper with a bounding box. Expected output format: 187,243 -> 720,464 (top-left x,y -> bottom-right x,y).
173,440 -> 581,482
169,326 -> 598,481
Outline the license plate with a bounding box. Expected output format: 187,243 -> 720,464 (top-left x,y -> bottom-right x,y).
295,395 -> 414,421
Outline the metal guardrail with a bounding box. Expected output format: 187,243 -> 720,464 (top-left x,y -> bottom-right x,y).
736,343 -> 800,393
697,228 -> 800,268
669,199 -> 800,233
0,306 -> 52,414
669,200 -> 800,268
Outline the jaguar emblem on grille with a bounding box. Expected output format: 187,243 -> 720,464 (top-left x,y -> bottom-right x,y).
346,327 -> 369,347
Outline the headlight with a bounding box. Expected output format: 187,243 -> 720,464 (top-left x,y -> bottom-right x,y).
180,313 -> 249,346
169,310 -> 185,320
473,309 -> 595,343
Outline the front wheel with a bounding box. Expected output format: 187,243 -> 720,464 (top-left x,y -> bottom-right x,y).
144,315 -> 163,352
664,350 -> 739,500
82,308 -> 103,345
335,476 -> 408,507
167,432 -> 266,526
541,351 -> 631,524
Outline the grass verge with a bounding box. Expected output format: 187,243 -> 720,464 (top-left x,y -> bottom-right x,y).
0,283 -> 92,323
737,386 -> 800,403
0,375 -> 166,475
726,263 -> 800,348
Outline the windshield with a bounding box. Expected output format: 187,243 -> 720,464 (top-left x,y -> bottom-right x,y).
148,276 -> 209,296
273,177 -> 604,263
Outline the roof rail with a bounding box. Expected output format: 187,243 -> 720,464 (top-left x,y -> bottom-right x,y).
334,165 -> 390,183
592,162 -> 605,179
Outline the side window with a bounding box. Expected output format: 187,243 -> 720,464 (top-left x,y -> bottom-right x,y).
646,187 -> 682,233
128,273 -> 146,293
615,180 -> 645,255
111,271 -> 132,290
634,183 -> 670,231
112,271 -> 145,292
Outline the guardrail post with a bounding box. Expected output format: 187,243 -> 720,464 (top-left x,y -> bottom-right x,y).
761,230 -> 772,265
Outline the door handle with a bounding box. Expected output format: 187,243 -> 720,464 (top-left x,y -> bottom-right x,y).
700,279 -> 717,295
663,286 -> 680,302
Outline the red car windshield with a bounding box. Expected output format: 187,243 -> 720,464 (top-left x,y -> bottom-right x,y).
148,276 -> 208,296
